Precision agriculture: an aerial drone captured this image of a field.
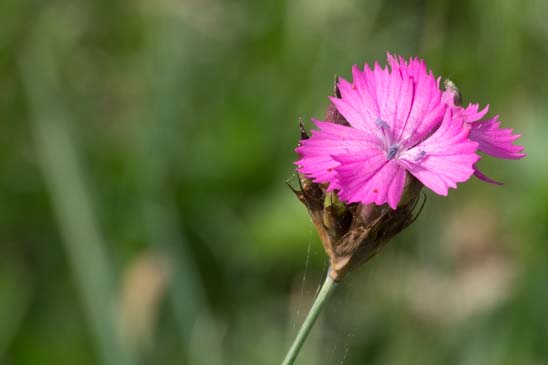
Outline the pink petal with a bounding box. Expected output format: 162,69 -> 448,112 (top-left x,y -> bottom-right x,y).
328,96 -> 366,132
332,55 -> 446,149
295,120 -> 382,189
373,59 -> 416,146
399,109 -> 480,196
390,58 -> 445,146
374,62 -> 396,126
461,103 -> 489,123
387,53 -> 427,81
469,116 -> 526,159
384,61 -> 413,143
335,157 -> 406,209
332,66 -> 386,132
441,89 -> 490,123
473,167 -> 504,185
351,65 -> 381,124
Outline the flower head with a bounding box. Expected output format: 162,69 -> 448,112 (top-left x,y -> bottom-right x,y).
296,54 -> 480,209
291,54 -> 526,281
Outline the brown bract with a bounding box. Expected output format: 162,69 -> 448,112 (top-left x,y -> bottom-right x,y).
324,76 -> 350,127
291,168 -> 423,281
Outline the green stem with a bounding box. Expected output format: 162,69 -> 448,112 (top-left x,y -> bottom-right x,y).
282,273 -> 339,365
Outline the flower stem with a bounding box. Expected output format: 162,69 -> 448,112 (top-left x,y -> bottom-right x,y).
282,273 -> 339,365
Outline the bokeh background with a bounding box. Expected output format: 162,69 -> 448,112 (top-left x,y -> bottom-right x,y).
1,0 -> 547,364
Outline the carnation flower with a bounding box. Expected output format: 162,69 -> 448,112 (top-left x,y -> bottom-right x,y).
290,53 -> 527,281
284,55 -> 526,365
296,54 -> 480,209
442,80 -> 526,184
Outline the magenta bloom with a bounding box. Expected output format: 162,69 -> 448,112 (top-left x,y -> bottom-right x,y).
296,54 -> 480,209
442,86 -> 526,184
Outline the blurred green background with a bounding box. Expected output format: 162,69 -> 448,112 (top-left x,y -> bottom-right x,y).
0,0 -> 546,364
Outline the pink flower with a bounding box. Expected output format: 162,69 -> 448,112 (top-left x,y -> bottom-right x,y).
296,54 -> 480,209
442,82 -> 526,185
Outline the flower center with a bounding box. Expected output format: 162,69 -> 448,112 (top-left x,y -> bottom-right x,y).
375,118 -> 401,160
387,144 -> 400,160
